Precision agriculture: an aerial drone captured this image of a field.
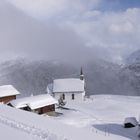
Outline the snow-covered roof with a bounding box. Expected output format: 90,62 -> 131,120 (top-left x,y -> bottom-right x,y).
9,94 -> 58,110
124,117 -> 138,126
53,78 -> 85,93
0,85 -> 20,98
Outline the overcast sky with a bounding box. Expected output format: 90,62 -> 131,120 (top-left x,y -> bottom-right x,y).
0,0 -> 140,64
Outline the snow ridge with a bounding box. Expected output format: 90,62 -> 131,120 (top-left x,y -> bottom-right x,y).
0,115 -> 67,140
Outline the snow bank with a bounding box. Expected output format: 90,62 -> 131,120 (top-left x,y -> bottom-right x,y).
1,95 -> 139,140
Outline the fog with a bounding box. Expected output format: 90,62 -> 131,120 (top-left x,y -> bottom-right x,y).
0,1 -> 92,64
0,0 -> 140,64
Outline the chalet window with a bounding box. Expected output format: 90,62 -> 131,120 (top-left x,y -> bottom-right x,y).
72,94 -> 75,100
62,94 -> 65,100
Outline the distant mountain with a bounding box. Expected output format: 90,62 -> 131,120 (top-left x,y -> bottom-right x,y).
0,59 -> 78,97
126,50 -> 140,64
123,50 -> 140,94
0,59 -> 138,97
124,63 -> 140,94
85,60 -> 137,95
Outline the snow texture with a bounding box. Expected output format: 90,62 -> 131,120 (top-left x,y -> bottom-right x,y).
0,85 -> 20,98
9,94 -> 58,109
1,95 -> 140,140
53,78 -> 85,93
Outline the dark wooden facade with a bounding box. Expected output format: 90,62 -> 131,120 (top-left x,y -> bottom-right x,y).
21,104 -> 55,115
0,95 -> 16,104
35,104 -> 55,114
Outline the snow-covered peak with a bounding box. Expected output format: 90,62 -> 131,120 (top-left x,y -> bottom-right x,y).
126,50 -> 140,64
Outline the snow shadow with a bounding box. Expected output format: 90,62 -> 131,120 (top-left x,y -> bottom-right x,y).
57,106 -> 77,111
54,112 -> 63,117
93,123 -> 138,140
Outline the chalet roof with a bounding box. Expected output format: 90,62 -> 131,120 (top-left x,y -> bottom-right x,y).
9,94 -> 58,110
0,85 -> 20,98
53,78 -> 85,93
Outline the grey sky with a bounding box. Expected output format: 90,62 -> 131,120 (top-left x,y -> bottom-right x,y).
0,0 -> 140,64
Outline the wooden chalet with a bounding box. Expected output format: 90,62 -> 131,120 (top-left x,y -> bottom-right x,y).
0,85 -> 20,104
8,94 -> 58,115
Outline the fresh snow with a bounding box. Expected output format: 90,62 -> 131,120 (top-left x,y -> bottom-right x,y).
0,85 -> 20,98
0,95 -> 140,140
9,94 -> 58,109
53,78 -> 84,93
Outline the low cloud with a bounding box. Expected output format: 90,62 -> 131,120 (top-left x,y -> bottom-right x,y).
0,0 -> 140,64
8,0 -> 100,19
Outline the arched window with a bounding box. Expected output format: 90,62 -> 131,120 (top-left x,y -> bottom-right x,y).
72,94 -> 75,100
62,94 -> 65,100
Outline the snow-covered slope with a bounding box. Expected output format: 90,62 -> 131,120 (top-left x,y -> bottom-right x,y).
124,50 -> 140,93
0,95 -> 140,140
